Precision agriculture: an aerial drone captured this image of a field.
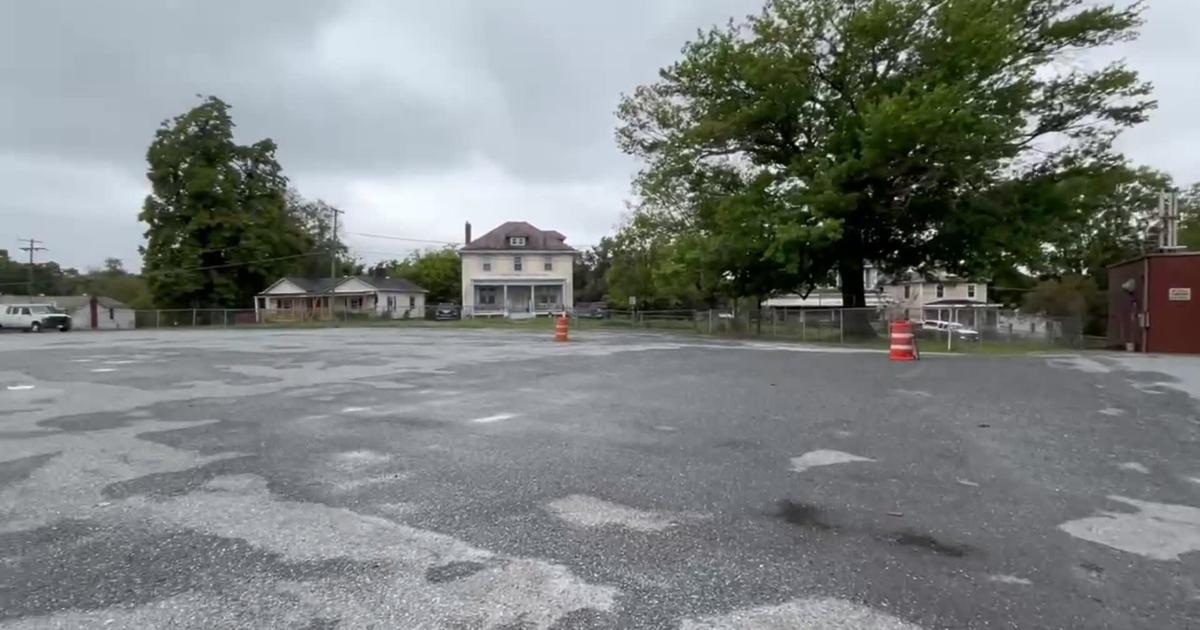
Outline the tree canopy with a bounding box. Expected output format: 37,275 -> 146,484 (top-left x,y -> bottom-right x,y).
615,0 -> 1155,311
139,96 -> 316,308
372,248 -> 461,305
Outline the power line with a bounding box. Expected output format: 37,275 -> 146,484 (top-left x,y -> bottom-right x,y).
349,232 -> 459,246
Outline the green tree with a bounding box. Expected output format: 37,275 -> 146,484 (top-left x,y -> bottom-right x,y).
1040,165 -> 1171,280
70,259 -> 152,309
617,0 -> 1153,323
1179,183 -> 1200,251
574,238 -> 614,304
285,190 -> 354,278
139,96 -> 313,308
605,214 -> 722,310
1023,274 -> 1101,335
377,247 -> 461,304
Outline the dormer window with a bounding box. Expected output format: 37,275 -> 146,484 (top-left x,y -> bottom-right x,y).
509,236 -> 527,247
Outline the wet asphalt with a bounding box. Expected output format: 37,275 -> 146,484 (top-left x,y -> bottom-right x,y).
0,327 -> 1198,629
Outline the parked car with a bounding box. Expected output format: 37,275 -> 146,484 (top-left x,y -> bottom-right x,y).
919,319 -> 979,339
0,304 -> 72,332
577,304 -> 611,319
433,304 -> 461,320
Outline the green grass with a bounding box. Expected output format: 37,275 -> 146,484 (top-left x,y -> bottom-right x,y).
158,315 -> 1080,354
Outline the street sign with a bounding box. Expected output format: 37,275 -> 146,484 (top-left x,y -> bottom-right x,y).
629,296 -> 637,306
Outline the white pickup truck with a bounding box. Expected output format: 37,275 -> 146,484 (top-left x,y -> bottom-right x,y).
0,304 -> 72,332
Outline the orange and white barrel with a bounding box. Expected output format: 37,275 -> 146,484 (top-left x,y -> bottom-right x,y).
555,313 -> 569,342
889,320 -> 917,361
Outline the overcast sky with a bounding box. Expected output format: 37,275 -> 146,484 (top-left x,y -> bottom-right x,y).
2,0 -> 1196,272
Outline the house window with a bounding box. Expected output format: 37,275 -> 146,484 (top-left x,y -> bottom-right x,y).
967,284 -> 976,299
903,285 -> 911,299
513,256 -> 523,271
386,296 -> 395,310
109,308 -> 115,320
278,298 -> 293,310
478,287 -> 498,305
349,296 -> 363,310
543,256 -> 553,271
936,284 -> 945,299
408,295 -> 416,309
535,286 -> 561,306
482,256 -> 492,272
509,236 -> 526,247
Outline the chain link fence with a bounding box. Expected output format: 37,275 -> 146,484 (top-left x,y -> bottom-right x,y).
123,305 -> 1087,352
575,307 -> 1086,352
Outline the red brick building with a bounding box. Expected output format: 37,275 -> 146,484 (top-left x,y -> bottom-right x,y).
1108,252 -> 1200,354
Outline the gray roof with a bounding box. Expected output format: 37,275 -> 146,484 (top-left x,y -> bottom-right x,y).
0,295 -> 130,309
461,221 -> 575,252
281,277 -> 340,293
272,276 -> 427,294
359,276 -> 427,292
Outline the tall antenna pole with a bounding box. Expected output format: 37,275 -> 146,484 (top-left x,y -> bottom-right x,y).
17,238 -> 47,296
1159,190 -> 1181,251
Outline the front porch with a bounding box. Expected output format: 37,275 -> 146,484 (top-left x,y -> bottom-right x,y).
470,282 -> 565,318
256,293 -> 377,321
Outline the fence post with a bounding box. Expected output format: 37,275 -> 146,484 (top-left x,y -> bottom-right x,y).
801,310 -> 807,342
839,308 -> 844,344
224,309 -> 229,328
192,308 -> 197,327
155,309 -> 160,329
708,309 -> 714,334
771,309 -> 777,337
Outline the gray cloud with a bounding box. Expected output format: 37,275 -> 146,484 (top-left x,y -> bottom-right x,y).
1,0 -> 1195,272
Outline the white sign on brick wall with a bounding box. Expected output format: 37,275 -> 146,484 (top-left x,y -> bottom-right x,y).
1168,288 -> 1192,301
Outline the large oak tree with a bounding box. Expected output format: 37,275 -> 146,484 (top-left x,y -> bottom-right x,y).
616,0 -> 1155,323
139,97 -> 312,308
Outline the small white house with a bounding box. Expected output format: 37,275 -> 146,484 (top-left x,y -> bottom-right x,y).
0,295 -> 136,329
459,221 -> 576,318
255,276 -> 427,320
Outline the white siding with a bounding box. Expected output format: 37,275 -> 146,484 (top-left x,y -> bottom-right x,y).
375,291 -> 426,319
461,252 -> 574,313
69,305 -> 136,330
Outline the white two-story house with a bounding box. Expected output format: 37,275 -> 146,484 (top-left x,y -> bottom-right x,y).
460,221 -> 576,318
884,271 -> 996,327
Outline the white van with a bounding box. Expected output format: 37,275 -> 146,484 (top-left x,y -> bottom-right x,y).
0,304 -> 73,332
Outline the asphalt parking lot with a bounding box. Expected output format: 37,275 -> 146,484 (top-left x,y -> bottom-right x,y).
1,328 -> 1198,629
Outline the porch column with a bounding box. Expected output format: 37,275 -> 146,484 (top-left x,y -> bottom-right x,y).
530,285 -> 535,313
503,285 -> 509,316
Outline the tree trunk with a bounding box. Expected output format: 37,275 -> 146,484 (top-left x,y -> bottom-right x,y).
838,257 -> 878,339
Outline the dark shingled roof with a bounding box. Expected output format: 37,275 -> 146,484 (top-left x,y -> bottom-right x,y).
274,277 -> 427,294
461,221 -> 575,252
361,276 -> 427,292
282,277 -> 340,293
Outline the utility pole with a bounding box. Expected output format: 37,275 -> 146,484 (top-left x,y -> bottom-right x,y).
329,206 -> 344,280
17,238 -> 47,297
327,206 -> 344,319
